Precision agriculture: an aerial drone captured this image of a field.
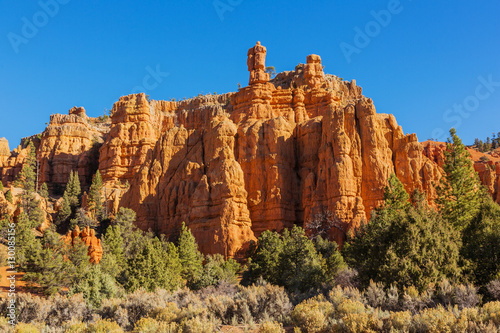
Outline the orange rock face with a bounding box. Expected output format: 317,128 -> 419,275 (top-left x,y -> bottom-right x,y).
38,107 -> 109,193
0,139 -> 33,186
423,141 -> 500,204
5,42 -> 497,257
112,42 -> 444,252
63,225 -> 103,264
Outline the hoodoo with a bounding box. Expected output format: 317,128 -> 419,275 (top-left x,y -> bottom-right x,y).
1,42 -> 499,257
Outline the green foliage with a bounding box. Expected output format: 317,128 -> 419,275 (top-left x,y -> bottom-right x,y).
291,296 -> 334,333
22,225 -> 92,295
22,231 -> 69,295
192,254 -> 240,289
100,224 -> 125,279
314,236 -> 347,278
0,180 -> 3,192
68,265 -> 119,308
177,222 -> 203,288
343,175 -> 462,292
28,197 -> 44,228
462,197 -> 500,286
124,237 -> 184,292
4,190 -> 12,203
88,170 -> 103,220
87,319 -> 123,333
15,140 -> 36,193
245,226 -> 344,292
382,173 -> 410,212
265,66 -> 277,79
58,171 -> 82,228
39,182 -> 48,199
436,128 -> 485,231
244,230 -> 283,286
279,226 -> 326,292
16,212 -> 38,267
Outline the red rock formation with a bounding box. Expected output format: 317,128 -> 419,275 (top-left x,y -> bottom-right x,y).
6,42 -> 497,257
38,107 -> 109,193
114,42 -> 443,251
0,141 -> 31,186
63,225 -> 103,264
423,141 -> 500,204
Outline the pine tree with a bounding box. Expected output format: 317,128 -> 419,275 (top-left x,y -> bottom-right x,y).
343,174 -> 462,292
485,137 -> 492,151
5,190 -> 13,203
15,141 -> 36,193
124,237 -> 183,292
88,170 -> 103,220
382,173 -> 410,212
436,128 -> 485,231
16,212 -> 38,267
177,222 -> 203,287
58,171 -> 82,227
39,183 -> 48,199
68,265 -> 119,308
0,181 -> 3,192
461,197 -> 500,285
244,225 -> 341,292
478,140 -> 485,152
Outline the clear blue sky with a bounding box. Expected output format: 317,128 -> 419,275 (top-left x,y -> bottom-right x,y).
1,0 -> 499,149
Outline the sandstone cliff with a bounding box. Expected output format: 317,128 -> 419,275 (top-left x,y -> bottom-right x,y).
114,42 -> 443,253
38,107 -> 109,193
2,42 -> 497,257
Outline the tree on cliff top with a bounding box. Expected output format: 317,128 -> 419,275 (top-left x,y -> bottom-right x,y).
436,128 -> 485,231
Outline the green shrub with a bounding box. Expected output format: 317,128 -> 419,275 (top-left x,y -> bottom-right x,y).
341,312 -> 383,333
14,322 -> 41,333
487,279 -> 500,301
482,301 -> 500,326
204,294 -> 234,324
343,175 -> 462,293
335,299 -> 366,319
232,284 -> 292,324
327,285 -> 364,308
86,319 -> 123,333
291,296 -> 334,333
385,311 -> 411,332
259,320 -> 285,333
179,316 -> 220,333
5,190 -> 12,203
411,306 -> 457,332
150,302 -> 180,323
363,280 -> 386,309
61,320 -> 87,333
134,317 -> 178,333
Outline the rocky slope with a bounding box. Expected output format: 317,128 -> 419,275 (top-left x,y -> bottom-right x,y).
1,42 -> 498,257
